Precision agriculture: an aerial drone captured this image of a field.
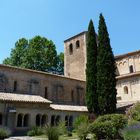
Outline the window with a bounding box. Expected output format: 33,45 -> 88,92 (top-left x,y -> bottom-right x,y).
13,81 -> 17,92
65,116 -> 68,126
69,116 -> 73,127
36,114 -> 41,126
129,65 -> 134,73
23,114 -> 29,127
45,87 -> 48,99
55,115 -> 60,126
0,114 -> 2,125
124,86 -> 128,94
69,43 -> 73,55
51,115 -> 55,126
41,115 -> 47,126
17,114 -> 23,127
71,90 -> 74,102
76,40 -> 80,49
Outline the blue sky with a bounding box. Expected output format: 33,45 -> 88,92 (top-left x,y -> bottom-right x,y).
0,0 -> 140,63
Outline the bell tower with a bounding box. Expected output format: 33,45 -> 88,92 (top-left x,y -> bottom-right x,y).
64,31 -> 87,81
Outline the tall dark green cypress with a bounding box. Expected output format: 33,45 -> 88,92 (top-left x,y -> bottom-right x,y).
97,14 -> 117,115
86,20 -> 98,113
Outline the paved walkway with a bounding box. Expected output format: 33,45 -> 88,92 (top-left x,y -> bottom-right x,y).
5,136 -> 78,140
5,137 -> 33,140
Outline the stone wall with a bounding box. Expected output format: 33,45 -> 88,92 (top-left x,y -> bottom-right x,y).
0,65 -> 86,106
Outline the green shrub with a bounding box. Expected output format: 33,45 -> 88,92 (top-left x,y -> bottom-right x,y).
0,128 -> 11,139
89,114 -> 127,139
120,122 -> 140,140
27,126 -> 43,136
44,125 -> 59,140
77,122 -> 89,140
67,131 -> 72,137
74,115 -> 89,130
74,115 -> 89,140
57,121 -> 67,135
126,102 -> 140,121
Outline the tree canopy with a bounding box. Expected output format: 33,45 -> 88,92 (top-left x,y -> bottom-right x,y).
86,20 -> 98,113
3,36 -> 64,75
97,14 -> 117,114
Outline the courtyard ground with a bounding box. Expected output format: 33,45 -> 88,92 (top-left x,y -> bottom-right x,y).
5,135 -> 79,140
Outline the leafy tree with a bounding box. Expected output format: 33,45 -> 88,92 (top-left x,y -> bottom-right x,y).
3,38 -> 28,66
56,52 -> 64,75
3,36 -> 63,74
97,14 -> 117,114
86,20 -> 98,113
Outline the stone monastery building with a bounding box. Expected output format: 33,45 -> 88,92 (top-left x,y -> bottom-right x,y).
0,31 -> 139,133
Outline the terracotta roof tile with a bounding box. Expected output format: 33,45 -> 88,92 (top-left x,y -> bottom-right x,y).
0,92 -> 52,104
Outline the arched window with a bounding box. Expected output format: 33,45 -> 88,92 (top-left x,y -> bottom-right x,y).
129,65 -> 134,73
17,114 -> 23,127
51,115 -> 55,126
65,116 -> 68,126
41,115 -> 47,126
76,40 -> 80,49
23,114 -> 29,127
0,114 -> 2,125
124,86 -> 128,94
13,81 -> 17,92
36,114 -> 41,126
55,115 -> 60,126
69,43 -> 73,55
69,116 -> 73,127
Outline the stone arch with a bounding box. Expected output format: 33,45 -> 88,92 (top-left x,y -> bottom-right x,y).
124,86 -> 128,94
17,114 -> 23,127
36,114 -> 41,126
65,115 -> 68,126
76,40 -> 80,49
41,114 -> 48,126
118,62 -> 122,66
69,116 -> 73,127
69,43 -> 73,55
129,65 -> 134,73
23,114 -> 29,127
55,115 -> 60,126
123,61 -> 127,65
51,115 -> 55,126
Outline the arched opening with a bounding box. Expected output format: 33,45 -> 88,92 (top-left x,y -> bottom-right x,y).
23,114 -> 29,127
51,115 -> 55,126
124,86 -> 128,94
69,116 -> 73,127
129,65 -> 134,73
69,43 -> 73,55
41,115 -> 47,126
65,116 -> 68,126
55,115 -> 60,126
17,114 -> 23,127
36,114 -> 41,126
76,40 -> 80,49
0,114 -> 2,125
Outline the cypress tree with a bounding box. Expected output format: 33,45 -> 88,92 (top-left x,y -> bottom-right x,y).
86,20 -> 98,113
97,14 -> 117,114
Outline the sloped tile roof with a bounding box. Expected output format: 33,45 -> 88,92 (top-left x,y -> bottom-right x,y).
50,104 -> 88,112
0,92 -> 52,104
